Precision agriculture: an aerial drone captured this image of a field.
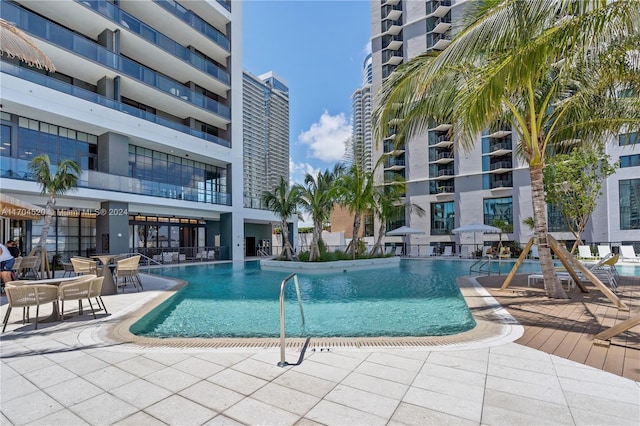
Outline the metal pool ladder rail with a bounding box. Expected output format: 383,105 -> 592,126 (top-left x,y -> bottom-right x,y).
278,273 -> 306,367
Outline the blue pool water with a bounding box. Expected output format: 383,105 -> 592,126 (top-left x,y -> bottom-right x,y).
131,259 -> 545,339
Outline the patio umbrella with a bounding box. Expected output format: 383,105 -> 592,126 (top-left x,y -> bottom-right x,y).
0,18 -> 56,72
387,226 -> 425,255
451,223 -> 501,250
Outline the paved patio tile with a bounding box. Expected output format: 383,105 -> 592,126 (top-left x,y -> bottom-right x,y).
290,358 -> 352,383
231,357 -> 286,381
558,376 -> 640,406
251,382 -> 321,416
412,371 -> 485,402
142,352 -> 191,367
171,356 -> 226,379
425,351 -> 489,375
43,376 -> 104,407
489,351 -> 557,376
0,374 -> 40,404
195,352 -> 250,368
3,354 -> 56,375
68,392 -> 138,425
144,394 -> 217,426
306,351 -> 366,370
109,378 -> 174,410
113,411 -> 169,425
58,353 -> 110,376
2,390 -> 64,425
222,397 -> 300,425
482,388 -> 574,424
201,414 -> 246,425
390,401 -> 477,425
304,400 -> 387,425
365,352 -> 425,372
144,366 -> 202,393
207,367 -> 268,395
354,361 -> 418,385
178,380 -> 244,412
26,408 -> 90,425
324,383 -> 400,420
23,363 -> 78,389
114,355 -> 167,377
487,361 -> 562,386
341,371 -> 409,399
553,362 -> 639,389
84,348 -> 139,365
485,373 -> 566,405
418,361 -> 487,387
563,389 -> 640,421
272,369 -> 338,398
82,365 -> 138,391
403,385 -> 483,423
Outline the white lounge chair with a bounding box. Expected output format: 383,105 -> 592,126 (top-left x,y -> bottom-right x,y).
482,246 -> 495,259
442,246 -> 453,256
597,245 -> 611,259
577,245 -> 598,260
384,246 -> 393,255
423,246 -> 435,257
620,245 -> 640,262
395,246 -> 404,256
459,246 -> 471,258
410,246 -> 420,257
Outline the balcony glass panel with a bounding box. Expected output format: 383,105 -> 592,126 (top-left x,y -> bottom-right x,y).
78,0 -> 229,84
1,62 -> 230,147
153,0 -> 230,51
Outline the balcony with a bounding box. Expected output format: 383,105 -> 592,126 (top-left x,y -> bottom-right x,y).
381,19 -> 403,36
430,16 -> 452,34
431,151 -> 454,164
2,63 -> 231,147
487,142 -> 513,156
433,169 -> 455,180
428,32 -> 452,50
382,49 -> 403,65
382,4 -> 402,21
381,0 -> 401,5
382,34 -> 404,50
427,0 -> 452,18
429,123 -> 452,132
486,128 -> 512,138
384,158 -> 406,170
1,158 -> 232,206
436,185 -> 455,196
490,179 -> 513,190
430,135 -> 453,148
489,161 -> 513,173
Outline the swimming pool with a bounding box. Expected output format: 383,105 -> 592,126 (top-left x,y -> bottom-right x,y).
132,259 -> 538,339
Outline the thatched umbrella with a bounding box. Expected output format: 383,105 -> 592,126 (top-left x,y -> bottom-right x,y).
0,18 -> 55,72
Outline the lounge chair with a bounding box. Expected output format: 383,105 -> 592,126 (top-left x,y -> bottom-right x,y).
423,246 -> 435,257
577,245 -> 598,260
499,246 -> 511,259
619,245 -> 640,262
385,246 -> 393,255
597,245 -> 612,259
442,246 -> 453,256
459,246 -> 471,258
409,246 -> 420,257
395,246 -> 404,256
482,246 -> 495,259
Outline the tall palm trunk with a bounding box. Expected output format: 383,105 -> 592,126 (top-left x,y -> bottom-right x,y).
370,221 -> 386,256
530,165 -> 567,299
309,220 -> 322,261
281,220 -> 294,260
349,214 -> 362,259
38,194 -> 55,247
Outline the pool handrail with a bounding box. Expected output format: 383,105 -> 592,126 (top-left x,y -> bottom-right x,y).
278,273 -> 305,367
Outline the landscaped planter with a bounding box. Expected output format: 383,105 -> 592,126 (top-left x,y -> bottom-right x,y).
260,256 -> 400,274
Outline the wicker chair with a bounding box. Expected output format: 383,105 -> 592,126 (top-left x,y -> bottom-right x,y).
70,257 -> 98,276
15,256 -> 40,279
2,283 -> 59,332
58,275 -> 98,320
114,255 -> 142,292
87,276 -> 107,315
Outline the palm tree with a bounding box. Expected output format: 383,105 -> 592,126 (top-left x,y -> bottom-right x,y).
296,164 -> 345,261
336,162 -> 373,259
374,0 -> 640,298
28,154 -> 81,276
262,177 -> 301,260
0,18 -> 55,71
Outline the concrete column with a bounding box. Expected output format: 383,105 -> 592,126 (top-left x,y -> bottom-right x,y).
97,132 -> 129,176
95,201 -> 129,255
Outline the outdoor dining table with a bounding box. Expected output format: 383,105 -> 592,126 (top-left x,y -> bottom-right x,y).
90,254 -> 117,295
22,276 -> 83,323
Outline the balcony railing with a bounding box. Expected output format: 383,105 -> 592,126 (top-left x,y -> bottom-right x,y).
437,169 -> 454,177
489,142 -> 512,152
1,63 -> 230,148
78,0 -> 230,85
490,161 -> 513,170
153,0 -> 230,51
2,3 -> 231,120
1,157 -> 232,206
491,179 -> 513,189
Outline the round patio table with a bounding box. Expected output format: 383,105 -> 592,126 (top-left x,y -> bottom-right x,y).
90,254 -> 118,295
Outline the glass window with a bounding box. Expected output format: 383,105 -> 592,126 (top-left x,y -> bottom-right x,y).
431,201 -> 455,235
620,179 -> 640,230
547,204 -> 571,232
620,155 -> 640,168
619,132 -> 638,146
483,197 -> 513,226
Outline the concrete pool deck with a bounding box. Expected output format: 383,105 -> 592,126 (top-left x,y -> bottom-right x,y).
1,268 -> 638,425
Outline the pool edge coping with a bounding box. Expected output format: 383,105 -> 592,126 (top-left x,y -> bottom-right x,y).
95,272 -> 524,352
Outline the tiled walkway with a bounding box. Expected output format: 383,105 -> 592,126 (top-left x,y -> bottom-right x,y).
1,272 -> 638,425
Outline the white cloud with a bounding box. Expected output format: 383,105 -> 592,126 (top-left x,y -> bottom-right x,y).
363,41 -> 372,55
289,158 -> 320,187
298,111 -> 350,162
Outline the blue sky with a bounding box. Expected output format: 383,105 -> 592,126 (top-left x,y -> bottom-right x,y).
243,0 -> 371,185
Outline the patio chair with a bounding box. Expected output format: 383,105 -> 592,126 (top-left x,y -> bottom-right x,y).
619,245 -> 640,262
2,283 -> 59,332
597,245 -> 612,259
87,276 -> 107,315
423,246 -> 435,257
482,246 -> 495,259
459,246 -> 471,258
577,245 -> 598,260
114,255 -> 142,292
410,246 -> 420,257
70,257 -> 98,275
62,262 -> 75,277
442,246 -> 453,256
395,246 -> 403,256
385,246 -> 393,255
16,255 -> 40,279
58,275 -> 99,320
499,246 -> 511,259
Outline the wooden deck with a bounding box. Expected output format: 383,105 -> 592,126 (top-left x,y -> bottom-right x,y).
477,273 -> 640,382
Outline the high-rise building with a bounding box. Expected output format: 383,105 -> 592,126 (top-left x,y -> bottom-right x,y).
351,53 -> 373,172
242,70 -> 290,209
0,0 -> 281,261
370,0 -> 640,251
